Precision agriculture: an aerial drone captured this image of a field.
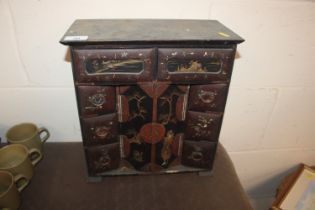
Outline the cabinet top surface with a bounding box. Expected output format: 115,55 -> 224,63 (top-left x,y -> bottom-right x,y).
60,19 -> 244,45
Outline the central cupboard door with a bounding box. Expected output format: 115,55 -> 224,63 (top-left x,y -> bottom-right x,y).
118,82 -> 189,172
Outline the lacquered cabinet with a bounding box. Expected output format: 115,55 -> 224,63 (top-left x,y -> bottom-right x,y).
60,19 -> 244,177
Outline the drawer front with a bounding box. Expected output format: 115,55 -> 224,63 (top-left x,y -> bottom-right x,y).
85,143 -> 121,174
185,111 -> 223,141
73,48 -> 154,83
181,140 -> 217,169
158,48 -> 235,82
188,84 -> 228,112
81,113 -> 118,146
77,86 -> 116,116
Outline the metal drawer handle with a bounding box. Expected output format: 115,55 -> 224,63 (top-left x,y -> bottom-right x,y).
89,93 -> 106,106
189,151 -> 203,162
95,126 -> 109,138
198,90 -> 217,104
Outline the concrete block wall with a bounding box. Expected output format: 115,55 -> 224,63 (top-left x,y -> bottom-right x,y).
1,0 -> 315,203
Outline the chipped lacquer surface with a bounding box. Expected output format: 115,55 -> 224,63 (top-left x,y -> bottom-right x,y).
61,19 -> 243,176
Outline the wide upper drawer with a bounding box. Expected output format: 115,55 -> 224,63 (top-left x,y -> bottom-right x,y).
158,48 -> 235,82
72,48 -> 154,83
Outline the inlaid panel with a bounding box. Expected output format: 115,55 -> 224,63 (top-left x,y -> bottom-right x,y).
119,85 -> 153,170
158,48 -> 235,82
72,48 -> 154,83
155,85 -> 188,168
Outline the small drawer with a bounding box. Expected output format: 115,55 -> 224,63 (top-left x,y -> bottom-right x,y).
181,140 -> 217,169
81,113 -> 118,146
77,86 -> 116,116
73,48 -> 154,83
85,143 -> 121,174
188,84 -> 228,112
185,111 -> 223,141
158,48 -> 235,82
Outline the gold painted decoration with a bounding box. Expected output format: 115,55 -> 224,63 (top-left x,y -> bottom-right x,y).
85,59 -> 144,74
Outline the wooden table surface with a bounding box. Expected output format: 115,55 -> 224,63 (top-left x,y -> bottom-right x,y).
19,142 -> 253,210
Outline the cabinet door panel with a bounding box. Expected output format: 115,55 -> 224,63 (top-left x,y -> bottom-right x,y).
158,48 -> 235,82
73,48 -> 154,83
85,143 -> 120,175
153,85 -> 188,168
185,111 -> 223,141
188,84 -> 228,112
77,86 -> 116,116
181,140 -> 216,169
81,113 -> 118,146
118,84 -> 153,171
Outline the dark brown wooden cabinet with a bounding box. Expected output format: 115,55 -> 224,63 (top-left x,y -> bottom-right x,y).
60,19 -> 244,177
